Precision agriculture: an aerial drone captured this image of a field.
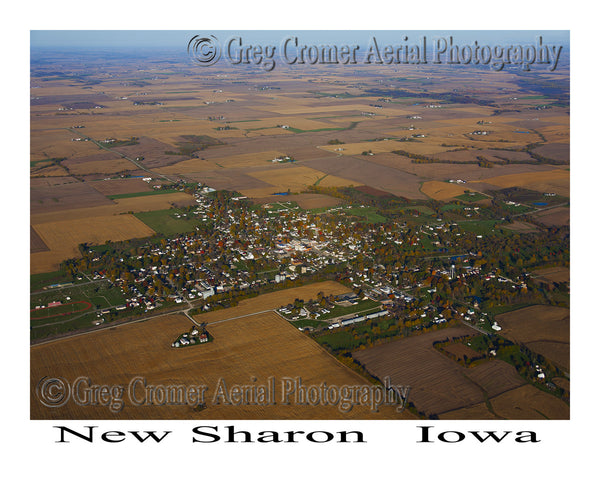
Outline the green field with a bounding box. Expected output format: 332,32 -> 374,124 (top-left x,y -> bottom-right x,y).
455,192 -> 488,202
30,300 -> 91,320
456,219 -> 499,234
134,209 -> 203,235
30,270 -> 76,292
107,189 -> 179,200
316,331 -> 359,351
30,280 -> 126,314
289,319 -> 328,329
345,206 -> 387,223
317,299 -> 382,321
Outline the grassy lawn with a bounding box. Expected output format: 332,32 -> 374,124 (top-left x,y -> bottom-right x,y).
134,209 -> 202,235
317,299 -> 381,321
30,270 -> 75,292
456,219 -> 499,234
345,206 -> 387,223
31,280 -> 127,314
289,319 -> 328,329
107,189 -> 180,200
455,192 -> 488,202
315,331 -> 359,351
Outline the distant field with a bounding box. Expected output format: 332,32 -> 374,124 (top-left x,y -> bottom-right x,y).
89,178 -> 153,196
421,181 -> 473,200
482,169 -> 570,197
31,192 -> 196,225
245,166 -> 360,195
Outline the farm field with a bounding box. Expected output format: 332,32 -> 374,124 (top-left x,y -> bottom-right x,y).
353,326 -> 566,418
495,305 -> 570,371
30,215 -> 156,274
243,165 -> 360,196
353,326 -> 482,417
420,181 -> 477,201
530,266 -> 570,284
31,310 -> 413,419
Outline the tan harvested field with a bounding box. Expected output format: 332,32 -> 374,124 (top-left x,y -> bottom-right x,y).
31,192 -> 195,225
318,139 -> 413,156
192,281 -> 351,325
31,307 -> 412,419
30,165 -> 71,177
490,385 -> 569,419
246,165 -> 360,193
205,150 -> 287,169
482,169 -> 570,197
30,215 -> 156,274
420,180 -> 475,200
30,128 -> 103,162
496,305 -> 570,371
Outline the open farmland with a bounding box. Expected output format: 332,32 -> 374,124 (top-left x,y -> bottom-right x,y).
530,266 -> 570,284
244,165 -> 360,195
489,385 -> 569,419
353,326 -> 484,417
30,215 -> 156,274
495,305 -> 570,371
420,180 -> 478,201
482,169 -> 570,197
353,325 -> 565,419
31,192 -> 195,225
31,310 -> 412,420
532,206 -> 570,226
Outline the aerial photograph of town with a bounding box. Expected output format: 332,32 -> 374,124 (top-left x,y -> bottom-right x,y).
29,30 -> 570,422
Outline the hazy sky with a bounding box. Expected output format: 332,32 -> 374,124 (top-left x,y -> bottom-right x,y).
30,30 -> 569,49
